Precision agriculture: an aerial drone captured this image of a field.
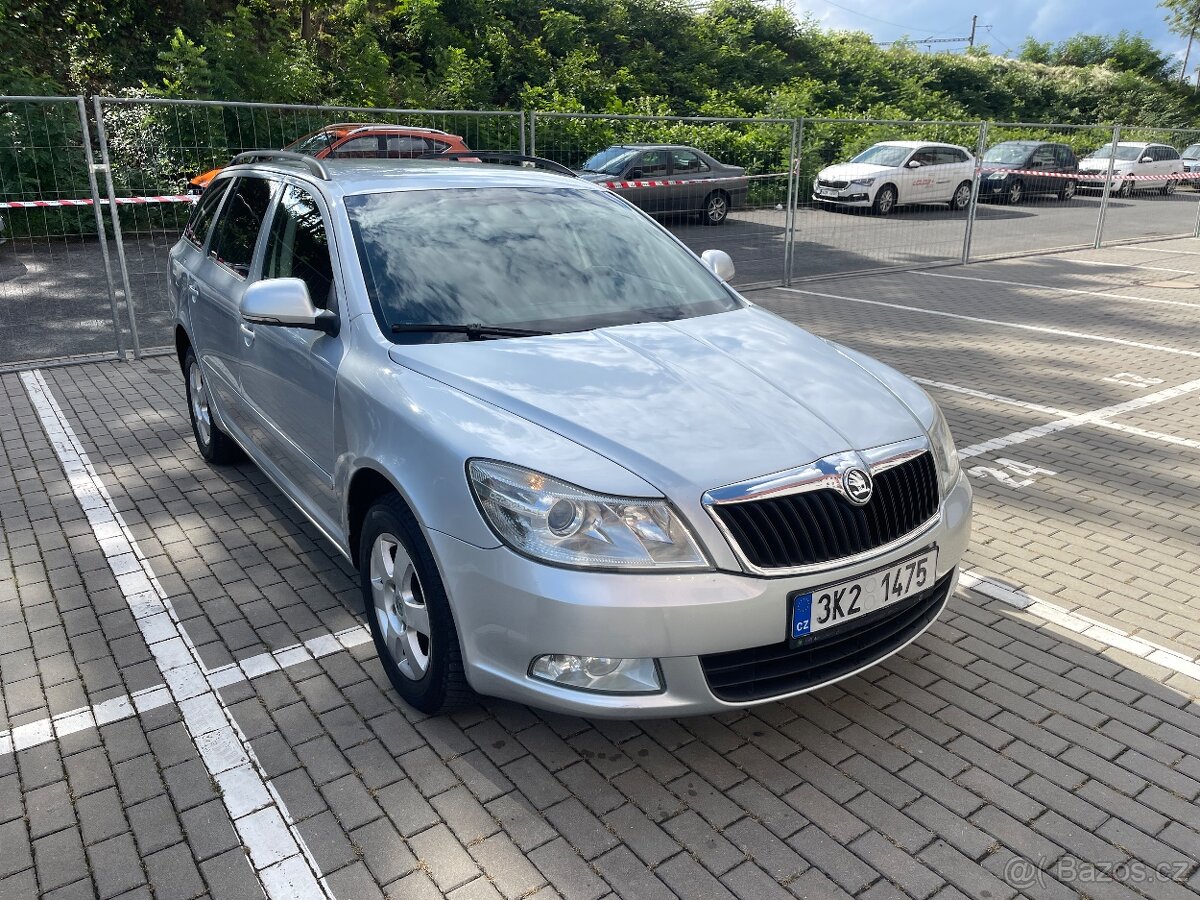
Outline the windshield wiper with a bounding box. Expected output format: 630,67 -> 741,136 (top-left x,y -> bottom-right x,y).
391,323 -> 550,340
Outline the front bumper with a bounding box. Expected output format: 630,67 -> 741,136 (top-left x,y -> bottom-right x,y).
813,190 -> 872,206
428,472 -> 972,717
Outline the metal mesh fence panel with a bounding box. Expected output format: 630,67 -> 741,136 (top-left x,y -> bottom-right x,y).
0,96 -> 122,369
791,119 -> 986,280
94,98 -> 525,352
531,112 -> 796,289
1093,125 -> 1200,248
968,122 -> 1118,261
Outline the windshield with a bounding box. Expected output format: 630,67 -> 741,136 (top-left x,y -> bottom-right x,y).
848,145 -> 912,167
1184,143 -> 1200,158
347,187 -> 740,339
983,144 -> 1032,164
1086,144 -> 1143,161
284,130 -> 337,155
580,147 -> 639,175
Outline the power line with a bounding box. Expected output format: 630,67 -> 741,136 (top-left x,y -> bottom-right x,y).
810,0 -> 960,37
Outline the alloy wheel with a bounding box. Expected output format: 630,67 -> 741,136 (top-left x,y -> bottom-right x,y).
369,532 -> 431,681
707,194 -> 728,223
188,361 -> 211,447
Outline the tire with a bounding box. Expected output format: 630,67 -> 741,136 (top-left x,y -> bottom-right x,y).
1006,180 -> 1024,205
360,494 -> 472,715
1162,179 -> 1177,196
183,348 -> 240,464
1117,179 -> 1133,198
1058,179 -> 1076,201
949,181 -> 973,211
871,184 -> 898,215
701,190 -> 729,225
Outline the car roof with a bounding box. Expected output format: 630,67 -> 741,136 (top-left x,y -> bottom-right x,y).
318,122 -> 453,137
611,143 -> 700,151
990,140 -> 1064,147
875,140 -> 969,150
219,157 -> 596,197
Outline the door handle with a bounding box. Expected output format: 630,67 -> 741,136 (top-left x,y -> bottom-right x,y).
186,283 -> 199,303
239,322 -> 256,347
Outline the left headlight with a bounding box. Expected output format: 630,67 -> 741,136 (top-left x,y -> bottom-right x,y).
850,177 -> 876,187
927,404 -> 961,497
468,460 -> 708,570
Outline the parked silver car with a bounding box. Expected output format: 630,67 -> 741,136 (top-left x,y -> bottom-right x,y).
170,151 -> 971,717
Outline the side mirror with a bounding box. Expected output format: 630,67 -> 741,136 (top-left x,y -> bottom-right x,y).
626,168 -> 644,179
906,160 -> 922,169
1141,156 -> 1154,164
701,249 -> 735,282
241,278 -> 337,335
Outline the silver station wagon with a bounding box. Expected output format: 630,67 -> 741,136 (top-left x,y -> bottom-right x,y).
170,151 -> 972,717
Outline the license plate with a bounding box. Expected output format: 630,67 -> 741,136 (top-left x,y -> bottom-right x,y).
790,548 -> 938,640
816,187 -> 839,197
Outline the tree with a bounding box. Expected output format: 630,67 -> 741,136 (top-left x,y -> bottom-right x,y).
1161,0 -> 1200,82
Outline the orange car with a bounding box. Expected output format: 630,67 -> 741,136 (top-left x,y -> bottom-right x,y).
189,123 -> 473,189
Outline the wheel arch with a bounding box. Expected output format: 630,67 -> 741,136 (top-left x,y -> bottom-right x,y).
345,464 -> 415,568
175,325 -> 192,372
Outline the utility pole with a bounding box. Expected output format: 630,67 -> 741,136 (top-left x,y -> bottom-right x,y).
968,15 -> 977,48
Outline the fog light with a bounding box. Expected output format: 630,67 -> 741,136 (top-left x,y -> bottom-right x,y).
530,654 -> 662,693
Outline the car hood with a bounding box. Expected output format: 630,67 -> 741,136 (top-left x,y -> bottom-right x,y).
818,162 -> 896,180
575,171 -> 619,183
388,307 -> 926,497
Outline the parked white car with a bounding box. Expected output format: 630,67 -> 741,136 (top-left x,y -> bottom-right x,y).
1077,142 -> 1182,196
813,141 -> 975,215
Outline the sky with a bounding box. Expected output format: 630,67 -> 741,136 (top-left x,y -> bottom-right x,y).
789,1 -> 1183,62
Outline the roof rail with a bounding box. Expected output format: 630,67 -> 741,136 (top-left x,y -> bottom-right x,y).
422,151 -> 577,178
228,150 -> 330,180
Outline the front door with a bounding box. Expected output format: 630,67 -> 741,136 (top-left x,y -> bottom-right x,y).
238,182 -> 345,528
904,147 -> 940,202
623,150 -> 671,215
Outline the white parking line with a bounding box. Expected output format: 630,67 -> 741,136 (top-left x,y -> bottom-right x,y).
1051,259 -> 1195,275
1136,246 -> 1200,256
915,377 -> 1200,452
0,626 -> 373,758
21,370 -> 333,900
912,271 -> 1200,310
951,377 -> 1200,459
960,572 -> 1200,690
776,287 -> 1200,359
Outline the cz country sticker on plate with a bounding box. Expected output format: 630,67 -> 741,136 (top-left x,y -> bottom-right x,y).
790,547 -> 938,641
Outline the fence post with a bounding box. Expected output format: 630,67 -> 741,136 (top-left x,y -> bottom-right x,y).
1093,125 -> 1121,249
961,121 -> 988,264
76,96 -> 126,360
783,119 -> 801,287
529,111 -> 537,157
91,97 -> 141,358
518,110 -> 526,156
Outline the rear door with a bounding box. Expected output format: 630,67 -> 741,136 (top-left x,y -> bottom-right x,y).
192,175 -> 276,432
934,148 -> 972,201
238,182 -> 345,527
1027,144 -> 1058,194
1157,145 -> 1181,184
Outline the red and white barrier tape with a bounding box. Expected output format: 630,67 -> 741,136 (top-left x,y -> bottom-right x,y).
980,167 -> 1200,182
603,172 -> 786,190
0,195 -> 197,210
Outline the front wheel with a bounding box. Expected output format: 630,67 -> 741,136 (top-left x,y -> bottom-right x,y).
1058,179 -> 1076,201
949,181 -> 973,211
360,495 -> 472,715
183,348 -> 240,464
871,184 -> 898,215
701,190 -> 730,225
1006,180 -> 1024,205
1162,179 -> 1177,196
1117,179 -> 1133,198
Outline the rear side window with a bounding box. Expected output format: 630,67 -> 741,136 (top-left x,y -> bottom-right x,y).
671,150 -> 710,173
1055,145 -> 1075,166
262,185 -> 335,310
209,177 -> 274,278
183,179 -> 232,249
1158,146 -> 1180,161
385,135 -> 431,157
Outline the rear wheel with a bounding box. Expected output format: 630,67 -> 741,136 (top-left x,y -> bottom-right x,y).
1058,179 -> 1076,201
871,184 -> 897,215
1006,180 -> 1024,205
701,190 -> 730,225
360,494 -> 472,715
949,181 -> 973,211
183,348 -> 240,464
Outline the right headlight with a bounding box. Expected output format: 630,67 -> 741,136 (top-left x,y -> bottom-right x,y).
927,404 -> 961,497
467,460 -> 709,570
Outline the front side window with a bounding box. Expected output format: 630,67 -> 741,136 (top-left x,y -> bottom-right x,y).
911,148 -> 939,166
262,185 -> 335,309
208,177 -> 274,278
1030,146 -> 1057,166
183,178 -> 233,249
330,136 -> 381,158
346,187 -> 740,339
634,152 -> 669,177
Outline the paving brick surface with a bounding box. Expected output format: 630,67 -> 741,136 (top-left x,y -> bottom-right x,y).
3,240 -> 1200,899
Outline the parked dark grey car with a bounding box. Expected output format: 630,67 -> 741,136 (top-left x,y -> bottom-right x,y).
575,144 -> 748,224
981,141 -> 1079,203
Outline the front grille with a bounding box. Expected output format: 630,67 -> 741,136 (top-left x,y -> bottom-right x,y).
817,178 -> 848,189
712,452 -> 939,571
700,571 -> 952,702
